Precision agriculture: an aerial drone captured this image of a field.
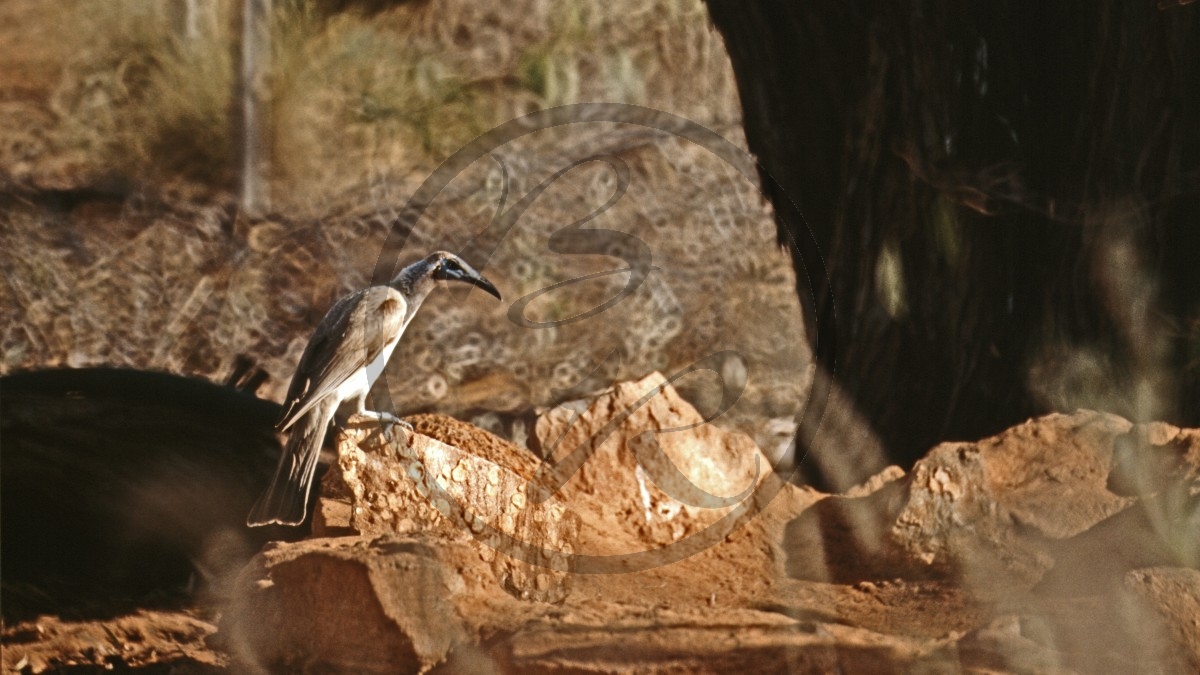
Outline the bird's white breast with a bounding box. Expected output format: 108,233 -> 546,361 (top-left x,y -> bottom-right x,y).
331,333 -> 403,404
365,334 -> 402,386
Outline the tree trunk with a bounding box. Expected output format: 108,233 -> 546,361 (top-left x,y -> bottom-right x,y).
705,0 -> 1200,487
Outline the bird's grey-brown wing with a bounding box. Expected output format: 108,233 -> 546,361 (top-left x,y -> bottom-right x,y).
276,286 -> 407,431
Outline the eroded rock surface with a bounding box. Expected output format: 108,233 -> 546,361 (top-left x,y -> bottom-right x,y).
219,536 -> 512,673
1,611 -> 223,674
786,411 -> 1199,590
222,377 -> 821,672
20,388 -> 1196,674
1122,567 -> 1200,672
532,372 -> 770,554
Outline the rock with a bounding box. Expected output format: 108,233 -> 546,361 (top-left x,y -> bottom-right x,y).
220,536 -> 521,674
1122,567 -> 1200,673
921,410 -> 1133,539
221,387 -> 818,673
781,465 -> 909,584
784,474 -> 911,583
316,414 -> 578,602
842,465 -> 905,499
21,393 -> 1199,674
1,610 -> 223,674
222,413 -> 590,671
218,396 -> 1200,674
1110,422 -> 1200,499
786,411 -> 1142,588
1036,489 -> 1200,595
11,388 -> 1199,675
500,610 -> 963,674
783,411 -> 1200,674
532,372 -> 770,554
889,411 -> 1135,589
954,616 -> 1073,674
222,455 -> 809,673
991,566 -> 1200,674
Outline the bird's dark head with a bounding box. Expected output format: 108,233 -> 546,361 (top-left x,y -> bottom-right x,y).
428,252 -> 502,300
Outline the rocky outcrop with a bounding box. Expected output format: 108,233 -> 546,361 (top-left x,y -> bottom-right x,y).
315,416 -> 577,602
1,611 -> 223,673
781,410 -> 1200,673
220,374 -> 815,672
786,411 -> 1199,590
530,372 -> 771,555
1122,567 -> 1200,673
219,536 -> 506,673
18,385 -> 1194,674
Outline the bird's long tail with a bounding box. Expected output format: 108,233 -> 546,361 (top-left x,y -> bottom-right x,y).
246,400 -> 334,527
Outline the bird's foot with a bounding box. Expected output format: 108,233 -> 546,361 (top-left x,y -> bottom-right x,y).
359,410 -> 413,431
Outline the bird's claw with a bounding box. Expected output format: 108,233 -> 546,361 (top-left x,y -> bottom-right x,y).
382,416 -> 414,434
358,410 -> 412,432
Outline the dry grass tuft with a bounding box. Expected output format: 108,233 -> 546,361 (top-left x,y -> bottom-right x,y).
47,1 -> 238,186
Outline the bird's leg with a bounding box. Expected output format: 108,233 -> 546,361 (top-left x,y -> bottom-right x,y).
358,410 -> 413,431
354,394 -> 413,431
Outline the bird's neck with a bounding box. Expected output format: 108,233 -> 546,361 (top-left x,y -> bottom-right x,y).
404,279 -> 437,319
389,262 -> 438,321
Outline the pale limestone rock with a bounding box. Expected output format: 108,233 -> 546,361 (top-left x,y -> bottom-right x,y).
317,416 -> 578,603
786,411 -> 1154,588
533,371 -> 771,554
1122,567 -> 1200,673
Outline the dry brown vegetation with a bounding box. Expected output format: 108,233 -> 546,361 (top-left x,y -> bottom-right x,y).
0,0 -> 807,454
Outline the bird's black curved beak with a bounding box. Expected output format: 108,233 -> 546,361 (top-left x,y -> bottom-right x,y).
465,272 -> 502,300
437,263 -> 502,300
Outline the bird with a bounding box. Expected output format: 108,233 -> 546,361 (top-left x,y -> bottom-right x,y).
246,251 -> 502,527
